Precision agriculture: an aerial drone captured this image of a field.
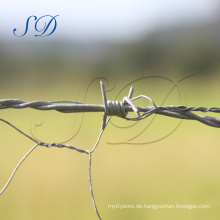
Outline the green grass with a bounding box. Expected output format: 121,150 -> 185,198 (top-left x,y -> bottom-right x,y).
0,73 -> 220,219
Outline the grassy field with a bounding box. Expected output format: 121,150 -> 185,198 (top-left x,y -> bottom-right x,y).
0,73 -> 220,220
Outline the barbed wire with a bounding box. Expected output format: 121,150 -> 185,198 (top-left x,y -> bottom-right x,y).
0,81 -> 220,220
1,82 -> 220,127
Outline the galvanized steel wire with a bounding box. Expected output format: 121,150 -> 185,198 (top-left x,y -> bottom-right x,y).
0,81 -> 220,220
1,82 -> 220,127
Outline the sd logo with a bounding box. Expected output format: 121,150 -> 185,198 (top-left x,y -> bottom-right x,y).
13,15 -> 59,37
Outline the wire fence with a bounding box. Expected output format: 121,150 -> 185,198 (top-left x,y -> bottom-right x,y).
0,81 -> 220,219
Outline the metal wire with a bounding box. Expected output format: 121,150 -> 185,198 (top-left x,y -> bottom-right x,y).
0,81 -> 220,220
0,143 -> 40,195
1,88 -> 220,127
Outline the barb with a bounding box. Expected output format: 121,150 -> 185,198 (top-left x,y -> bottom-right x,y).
1,80 -> 220,220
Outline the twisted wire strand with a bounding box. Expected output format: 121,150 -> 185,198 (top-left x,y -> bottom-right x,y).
0,116 -> 111,220
0,118 -> 90,196
1,81 -> 220,220
1,99 -> 219,112
1,100 -> 220,127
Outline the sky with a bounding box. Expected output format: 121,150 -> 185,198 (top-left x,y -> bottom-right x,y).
0,0 -> 219,42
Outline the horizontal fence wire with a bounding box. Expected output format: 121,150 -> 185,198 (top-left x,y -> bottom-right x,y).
0,81 -> 220,220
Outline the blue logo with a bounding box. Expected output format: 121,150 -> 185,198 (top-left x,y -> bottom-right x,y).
13,15 -> 59,37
